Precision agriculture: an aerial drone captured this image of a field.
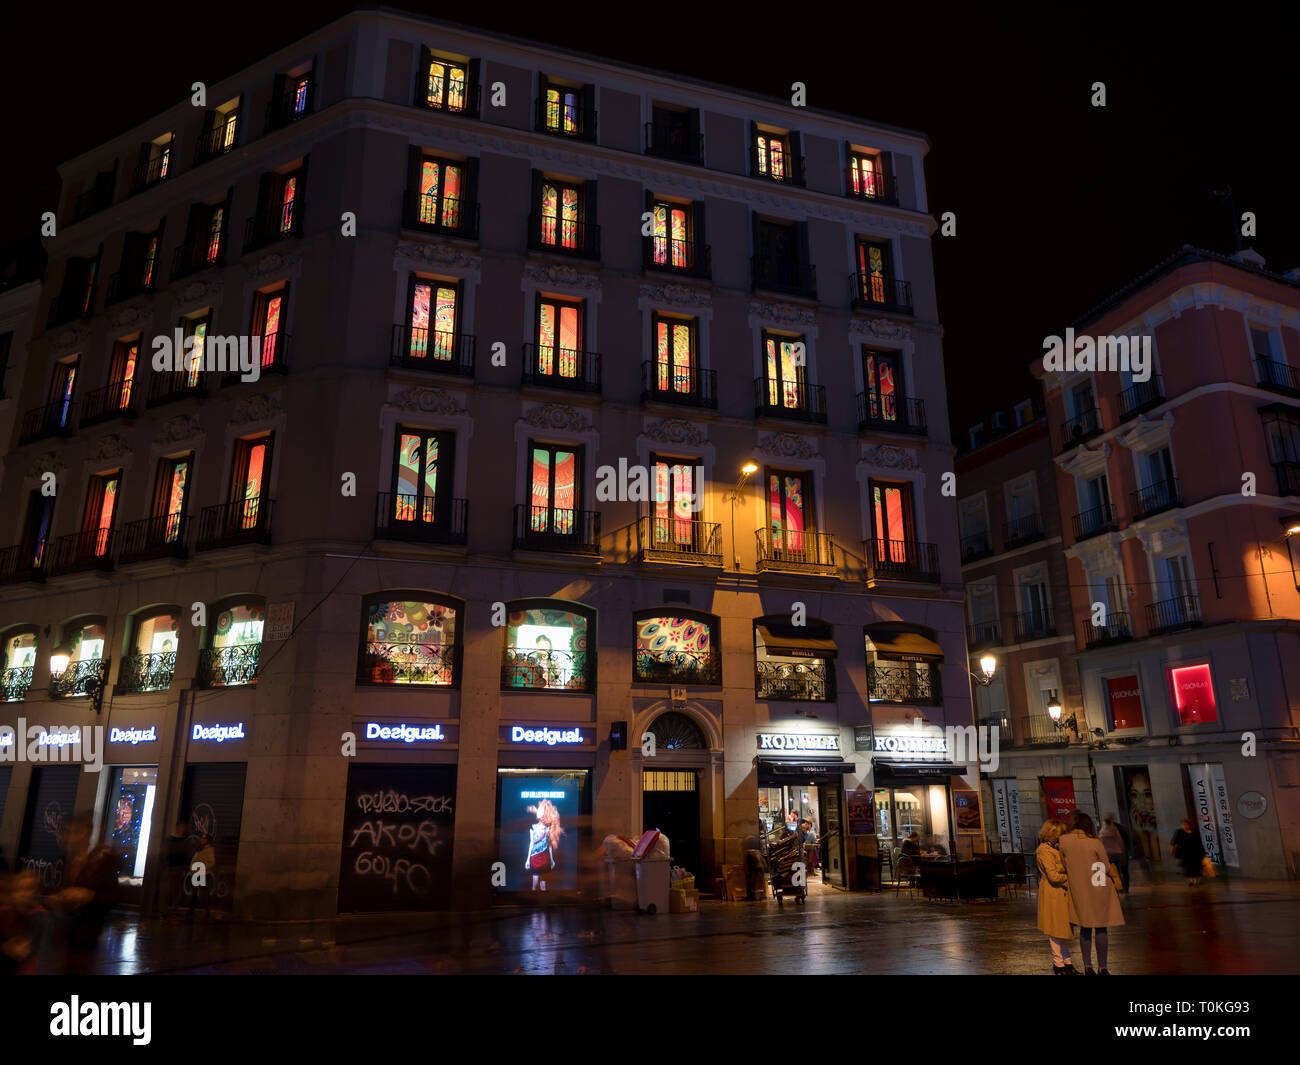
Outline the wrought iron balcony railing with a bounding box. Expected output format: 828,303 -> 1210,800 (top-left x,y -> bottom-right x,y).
521,343 -> 601,393
755,527 -> 837,576
868,662 -> 942,705
864,538 -> 941,583
1012,609 -> 1056,642
80,381 -> 137,426
513,505 -> 600,555
1275,460 -> 1300,496
390,326 -> 476,376
755,377 -> 827,423
960,530 -> 993,563
502,647 -> 592,691
0,542 -> 47,584
265,79 -> 315,133
641,235 -> 711,278
417,80 -> 482,118
1084,612 -> 1133,648
130,151 -> 173,195
19,401 -> 75,444
146,369 -> 206,408
1003,715 -> 1072,747
534,96 -> 597,141
751,256 -> 816,299
1060,406 -> 1103,451
849,273 -> 913,315
858,392 -> 926,435
1145,594 -> 1202,636
374,493 -> 469,545
195,498 -> 273,551
116,652 -> 177,694
526,212 -> 601,259
967,620 -> 1002,650
1003,513 -> 1044,547
640,361 -> 717,409
71,184 -> 113,223
244,200 -> 303,253
119,513 -> 188,562
358,643 -> 457,686
0,666 -> 34,702
400,190 -> 479,239
171,235 -> 225,279
1072,502 -> 1118,541
1117,375 -> 1165,420
645,121 -> 704,163
104,270 -> 156,306
49,657 -> 108,699
845,165 -> 898,204
749,143 -> 805,185
634,648 -> 721,686
1131,477 -> 1181,519
755,659 -> 834,702
1255,356 -> 1300,397
197,644 -> 260,688
194,119 -> 240,164
636,516 -> 723,566
45,530 -> 116,577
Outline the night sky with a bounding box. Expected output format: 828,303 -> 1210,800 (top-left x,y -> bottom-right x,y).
2,4 -> 1294,440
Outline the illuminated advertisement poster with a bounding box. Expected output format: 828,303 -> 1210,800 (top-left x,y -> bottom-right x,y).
1042,777 -> 1076,823
1117,764 -> 1161,864
845,785 -> 874,836
1106,675 -> 1144,730
496,770 -> 590,894
1168,663 -> 1218,724
953,786 -> 981,833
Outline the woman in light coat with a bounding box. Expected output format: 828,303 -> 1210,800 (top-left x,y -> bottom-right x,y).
1058,811 -> 1124,974
1035,819 -> 1077,974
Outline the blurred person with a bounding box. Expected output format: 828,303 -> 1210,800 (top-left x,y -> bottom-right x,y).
0,871 -> 48,974
49,818 -> 119,975
187,834 -> 216,920
1170,818 -> 1207,886
1059,811 -> 1124,974
901,832 -> 921,857
1035,819 -> 1076,975
1100,813 -> 1131,893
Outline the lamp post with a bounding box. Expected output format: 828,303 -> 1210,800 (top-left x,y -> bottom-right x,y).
49,643 -> 106,714
1046,692 -> 1079,735
726,462 -> 758,570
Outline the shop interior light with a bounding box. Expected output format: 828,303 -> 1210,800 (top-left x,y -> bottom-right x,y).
49,643 -> 72,676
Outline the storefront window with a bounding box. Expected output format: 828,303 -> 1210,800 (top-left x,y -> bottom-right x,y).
865,632 -> 943,706
1105,675 -> 1144,730
1168,663 -> 1217,724
360,595 -> 459,686
502,604 -> 592,691
874,785 -> 953,855
754,619 -> 835,701
633,612 -> 718,685
1,628 -> 38,702
54,620 -> 107,698
759,785 -> 821,840
120,611 -> 180,693
107,767 -> 158,884
201,601 -> 264,688
496,769 -> 590,893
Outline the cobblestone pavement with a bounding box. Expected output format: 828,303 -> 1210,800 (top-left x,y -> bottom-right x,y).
69,876 -> 1300,975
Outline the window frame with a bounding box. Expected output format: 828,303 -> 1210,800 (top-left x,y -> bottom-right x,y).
357,590 -> 464,689
500,598 -> 597,693
632,608 -> 720,686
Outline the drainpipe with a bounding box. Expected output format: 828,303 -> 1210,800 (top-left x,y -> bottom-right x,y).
149,686 -> 196,916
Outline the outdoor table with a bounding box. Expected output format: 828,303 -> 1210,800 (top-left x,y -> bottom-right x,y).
918,857 -> 999,901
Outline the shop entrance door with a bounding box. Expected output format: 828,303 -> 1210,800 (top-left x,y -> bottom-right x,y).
642,769 -> 700,879
818,784 -> 846,888
105,766 -> 159,907
17,764 -> 79,891
179,763 -> 247,914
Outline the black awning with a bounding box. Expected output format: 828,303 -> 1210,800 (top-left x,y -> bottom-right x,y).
864,629 -> 944,662
758,757 -> 857,781
755,624 -> 836,658
872,759 -> 968,782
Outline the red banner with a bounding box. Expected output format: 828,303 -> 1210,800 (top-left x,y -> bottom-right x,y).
1042,777 -> 1077,823
1169,663 -> 1217,725
1106,675 -> 1144,730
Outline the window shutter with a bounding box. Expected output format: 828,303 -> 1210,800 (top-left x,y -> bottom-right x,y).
434,431 -> 457,520
256,172 -> 274,222
749,120 -> 759,173
537,74 -> 550,128
416,46 -> 432,106
584,180 -> 598,253
467,58 -> 481,116
795,221 -> 811,271
295,156 -> 310,233
692,200 -> 707,258
120,232 -> 144,280
530,168 -> 543,231
686,109 -> 701,161
136,141 -> 152,172
644,188 -> 653,216
462,157 -> 480,215
880,151 -> 896,199
81,477 -> 106,536
750,211 -> 762,259
581,83 -> 596,139
789,131 -> 804,185
270,73 -> 286,111
407,145 -> 424,201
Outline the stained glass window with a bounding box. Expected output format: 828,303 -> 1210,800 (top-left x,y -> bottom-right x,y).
293,77 -> 309,114
279,177 -> 297,234
858,241 -> 888,303
159,144 -> 171,178
757,134 -> 787,179
259,294 -> 283,368
768,471 -> 807,553
184,321 -> 207,387
863,350 -> 898,422
765,334 -> 803,409
651,202 -> 689,267
408,282 -> 457,359
394,430 -> 446,523
545,87 -> 579,134
84,473 -> 120,556
231,437 -> 270,531
529,445 -> 578,534
651,459 -> 696,546
141,236 -> 158,289
159,456 -> 189,543
504,605 -> 590,690
207,207 -> 224,263
850,153 -> 879,197
110,341 -> 138,409
55,363 -> 77,427
364,598 -> 458,686
540,181 -> 581,248
872,482 -> 910,562
427,58 -> 469,112
655,316 -> 694,393
418,160 -> 463,228
536,298 -> 580,378
635,614 -> 715,682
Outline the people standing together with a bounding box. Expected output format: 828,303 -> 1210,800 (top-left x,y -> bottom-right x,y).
1035,811 -> 1125,974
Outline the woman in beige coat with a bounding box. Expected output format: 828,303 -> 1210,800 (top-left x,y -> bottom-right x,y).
1035,820 -> 1077,974
1058,811 -> 1124,974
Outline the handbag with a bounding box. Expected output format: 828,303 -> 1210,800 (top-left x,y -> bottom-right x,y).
1201,856 -> 1217,879
529,851 -> 550,871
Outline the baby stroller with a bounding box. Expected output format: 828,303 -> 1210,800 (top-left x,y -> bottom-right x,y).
766,831 -> 808,905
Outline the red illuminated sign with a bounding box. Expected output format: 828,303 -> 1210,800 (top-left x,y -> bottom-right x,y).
1042,777 -> 1076,823
1169,663 -> 1217,725
1106,675 -> 1144,730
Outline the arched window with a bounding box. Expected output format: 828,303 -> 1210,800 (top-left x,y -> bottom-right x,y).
0,625 -> 39,702
632,610 -> 719,685
52,616 -> 109,698
358,592 -> 461,687
646,710 -> 706,750
864,625 -> 944,706
501,599 -> 594,692
118,607 -> 181,693
754,615 -> 836,702
198,598 -> 264,689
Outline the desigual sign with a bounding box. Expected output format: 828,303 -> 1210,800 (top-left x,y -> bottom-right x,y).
508,725 -> 590,746
191,722 -> 246,743
109,727 -> 157,745
757,733 -> 840,751
365,722 -> 446,743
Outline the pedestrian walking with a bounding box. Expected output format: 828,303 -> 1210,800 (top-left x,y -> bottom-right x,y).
49,817 -> 119,975
1058,811 -> 1124,975
1170,818 -> 1207,885
1034,819 -> 1077,975
187,834 -> 217,920
0,871 -> 48,975
1100,813 -> 1131,893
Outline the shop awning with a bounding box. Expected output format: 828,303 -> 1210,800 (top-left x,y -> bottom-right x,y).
758,756 -> 857,779
865,630 -> 944,661
872,759 -> 968,781
755,624 -> 837,657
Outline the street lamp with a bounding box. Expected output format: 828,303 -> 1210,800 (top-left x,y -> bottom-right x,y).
1046,691 -> 1080,733
726,462 -> 759,569
969,653 -> 997,686
49,643 -> 72,676
49,642 -> 106,714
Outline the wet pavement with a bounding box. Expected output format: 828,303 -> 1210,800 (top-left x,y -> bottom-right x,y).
71,874 -> 1300,975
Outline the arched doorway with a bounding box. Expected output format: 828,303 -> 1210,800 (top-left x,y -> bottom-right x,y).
642,711 -> 707,879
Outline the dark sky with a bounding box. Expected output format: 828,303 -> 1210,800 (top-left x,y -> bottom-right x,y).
2,4 -> 1294,439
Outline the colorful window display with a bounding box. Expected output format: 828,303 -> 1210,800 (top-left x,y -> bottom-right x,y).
651,459 -> 697,546
408,281 -> 458,359
756,133 -> 787,179
109,340 -> 138,409
418,160 -> 463,228
545,87 -> 579,134
536,298 -> 581,377
503,606 -> 590,691
858,241 -> 889,302
862,349 -> 898,421
427,57 -> 468,111
496,770 -> 589,895
768,471 -> 810,553
107,767 -> 158,884
764,334 -> 804,408
362,598 -> 458,686
634,614 -> 716,683
651,202 -> 688,267
207,207 -> 224,262
529,445 -> 578,534
81,472 -> 120,556
849,153 -> 879,197
253,291 -> 284,367
1,630 -> 37,702
141,236 -> 158,288
654,316 -> 694,393
393,430 -> 452,523
540,182 -> 580,248
212,604 -> 263,650
1169,663 -> 1218,724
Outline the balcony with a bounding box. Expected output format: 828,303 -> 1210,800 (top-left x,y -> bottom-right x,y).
265,80 -> 314,133
390,326 -> 476,377
130,152 -> 173,195
115,652 -> 176,694
967,620 -> 1002,650
49,658 -> 108,700
19,402 -> 75,445
195,498 -> 273,552
171,235 -> 225,279
849,273 -> 913,315
521,343 -> 601,393
1004,715 -> 1072,748
80,382 -> 137,427
960,530 -> 993,563
534,97 -> 596,142
374,493 -> 469,545
1060,407 -> 1103,452
146,371 -> 206,409
755,659 -> 834,702
752,256 -> 816,299
863,538 -> 940,583
641,235 -> 711,279
636,516 -> 722,566
0,542 -> 47,585
1084,612 -> 1133,648
754,377 -> 827,423
644,121 -> 703,164
1003,513 -> 1044,547
1072,502 -> 1119,542
71,182 -> 113,223
526,212 -> 601,259
634,648 -> 721,686
868,662 -> 942,706
46,291 -> 92,329
197,644 -> 260,688
238,331 -> 289,378
244,200 -> 303,253
119,513 -> 189,563
1131,477 -> 1181,519
755,528 -> 837,577
1145,594 -> 1202,636
749,143 -> 804,186
502,647 -> 592,691
1255,357 -> 1300,398
417,81 -> 482,119
845,165 -> 897,204
1011,609 -> 1056,642
45,530 -> 115,577
640,361 -> 717,409
193,120 -> 240,165
105,270 -> 156,305
513,505 -> 600,555
400,189 -> 479,240
0,666 -> 34,702
359,644 -> 457,687
1117,375 -> 1165,420
859,393 -> 926,435
1275,461 -> 1300,495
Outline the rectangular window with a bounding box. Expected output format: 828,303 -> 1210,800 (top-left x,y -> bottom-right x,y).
870,479 -> 915,562
50,359 -> 78,428
544,84 -> 581,135
22,491 -> 55,567
1168,663 -> 1217,725
650,200 -> 690,267
767,469 -> 812,553
393,428 -> 456,527
292,75 -> 310,115
856,240 -> 891,303
651,454 -> 698,547
230,435 -> 272,530
81,471 -> 121,557
407,280 -> 459,361
756,220 -> 797,281
848,151 -> 882,198
140,234 -> 159,290
418,158 -> 464,228
653,314 -> 695,394
763,332 -> 806,409
540,179 -> 582,249
153,454 -> 192,543
207,205 -> 225,263
862,348 -> 900,422
756,131 -> 789,179
181,316 -> 210,388
252,288 -> 288,369
535,297 -> 582,379
528,443 -> 581,534
279,173 -> 299,234
426,56 -> 469,111
1250,327 -> 1277,363
1021,581 -> 1050,630
1106,675 -> 1145,730
108,339 -> 139,411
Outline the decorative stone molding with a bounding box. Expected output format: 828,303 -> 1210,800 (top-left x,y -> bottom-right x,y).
757,432 -> 817,459
107,304 -> 153,331
523,262 -> 601,290
88,433 -> 131,462
1114,410 -> 1175,452
639,282 -> 712,310
387,386 -> 468,416
1128,515 -> 1188,557
849,317 -> 912,343
177,279 -> 222,305
644,418 -> 705,446
248,251 -> 302,279
26,451 -> 67,478
748,300 -> 817,326
50,326 -> 91,354
519,402 -> 594,433
156,414 -> 202,444
1056,441 -> 1112,478
861,444 -> 918,470
1066,533 -> 1122,575
395,241 -> 482,272
230,393 -> 283,426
